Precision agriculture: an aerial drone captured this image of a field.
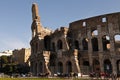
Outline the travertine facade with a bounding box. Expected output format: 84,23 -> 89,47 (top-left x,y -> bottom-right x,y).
30,3 -> 120,76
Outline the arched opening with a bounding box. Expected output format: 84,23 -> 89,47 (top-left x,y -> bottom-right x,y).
35,43 -> 38,53
32,28 -> 36,38
57,40 -> 63,50
116,60 -> 120,74
91,37 -> 98,51
58,62 -> 63,73
83,61 -> 89,66
93,59 -> 100,73
82,38 -> 88,50
35,63 -> 37,76
66,61 -> 72,74
104,59 -> 112,74
49,53 -> 56,74
74,40 -> 79,49
102,35 -> 110,51
52,42 -> 55,51
82,61 -> 90,74
30,62 -> 33,73
50,54 -> 56,66
92,30 -> 98,36
44,36 -> 51,50
31,46 -> 34,53
39,62 -> 43,73
114,35 -> 120,52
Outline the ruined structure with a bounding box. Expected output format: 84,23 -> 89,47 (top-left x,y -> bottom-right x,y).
30,3 -> 120,76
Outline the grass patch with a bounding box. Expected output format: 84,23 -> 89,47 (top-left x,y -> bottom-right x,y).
0,78 -> 89,80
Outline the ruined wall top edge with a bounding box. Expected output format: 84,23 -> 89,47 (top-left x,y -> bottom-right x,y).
69,12 -> 120,30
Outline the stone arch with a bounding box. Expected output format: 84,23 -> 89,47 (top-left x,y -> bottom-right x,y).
91,37 -> 98,51
58,62 -> 63,73
93,59 -> 100,73
91,29 -> 98,37
104,59 -> 112,74
44,35 -> 51,50
74,40 -> 79,49
66,61 -> 72,74
102,35 -> 110,51
82,38 -> 88,50
57,39 -> 63,50
114,34 -> 120,52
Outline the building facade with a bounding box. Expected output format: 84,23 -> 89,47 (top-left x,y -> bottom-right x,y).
12,48 -> 31,66
30,3 -> 120,76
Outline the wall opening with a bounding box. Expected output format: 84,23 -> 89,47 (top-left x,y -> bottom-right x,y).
91,37 -> 98,51
39,62 -> 43,73
66,61 -> 72,74
44,36 -> 51,51
58,62 -> 63,73
57,40 -> 63,50
52,42 -> 55,51
116,60 -> 120,74
93,59 -> 100,73
82,38 -> 88,50
50,54 -> 56,66
74,40 -> 79,49
102,35 -> 110,51
82,61 -> 90,74
104,59 -> 112,74
92,30 -> 98,36
83,21 -> 86,27
102,17 -> 107,22
114,34 -> 120,52
35,43 -> 38,53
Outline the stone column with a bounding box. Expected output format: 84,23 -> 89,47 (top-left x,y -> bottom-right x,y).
37,61 -> 40,76
111,58 -> 117,73
97,25 -> 104,72
108,23 -> 115,53
87,30 -> 93,72
30,61 -> 33,73
97,25 -> 103,52
99,54 -> 104,72
63,62 -> 66,74
33,62 -> 37,76
110,39 -> 115,54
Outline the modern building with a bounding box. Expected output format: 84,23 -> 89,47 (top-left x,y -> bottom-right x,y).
12,48 -> 31,66
30,3 -> 120,76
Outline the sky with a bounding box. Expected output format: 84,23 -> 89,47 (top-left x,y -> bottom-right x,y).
0,0 -> 120,51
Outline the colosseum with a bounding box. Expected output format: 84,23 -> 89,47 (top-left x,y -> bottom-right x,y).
30,3 -> 120,76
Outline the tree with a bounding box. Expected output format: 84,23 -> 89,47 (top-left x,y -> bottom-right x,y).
1,56 -> 8,64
